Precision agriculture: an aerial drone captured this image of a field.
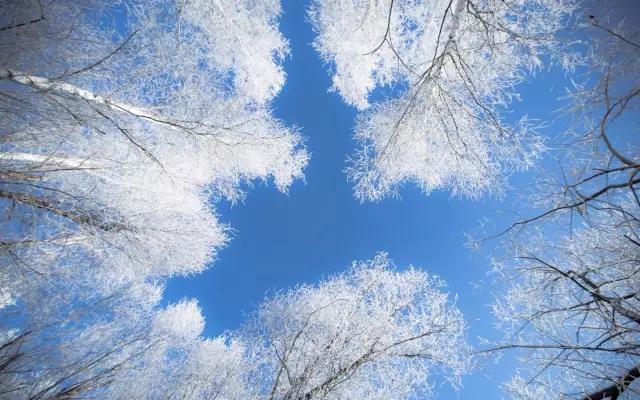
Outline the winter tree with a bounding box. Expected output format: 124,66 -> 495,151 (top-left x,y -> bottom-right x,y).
481,11 -> 640,399
1,254 -> 471,399
0,282 -> 164,399
1,288 -> 253,399
1,0 -> 307,397
103,300 -> 256,400
0,0 -> 307,310
242,253 -> 470,400
308,0 -> 579,201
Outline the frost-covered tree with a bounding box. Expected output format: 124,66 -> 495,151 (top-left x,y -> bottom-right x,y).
0,0 -> 307,306
481,12 -> 640,399
490,205 -> 640,399
309,0 -> 579,201
0,283 -> 164,399
0,290 -> 254,400
0,0 -> 307,396
104,300 -> 256,400
1,254 -> 471,399
243,253 -> 470,400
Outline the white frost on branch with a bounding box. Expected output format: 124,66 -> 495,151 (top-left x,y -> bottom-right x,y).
181,0 -> 290,103
491,200 -> 640,399
0,1 -> 307,397
309,0 -> 578,201
244,253 -> 471,399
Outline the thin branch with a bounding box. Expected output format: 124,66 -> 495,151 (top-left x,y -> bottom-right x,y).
581,364 -> 640,400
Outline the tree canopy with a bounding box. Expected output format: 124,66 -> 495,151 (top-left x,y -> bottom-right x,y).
1,0 -> 638,399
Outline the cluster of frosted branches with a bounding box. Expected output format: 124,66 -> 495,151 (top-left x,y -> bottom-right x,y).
309,0 -> 579,201
481,14 -> 640,399
0,0 -> 307,296
105,255 -> 469,400
491,202 -> 639,399
0,252 -> 469,399
244,253 -> 470,399
0,0 -> 307,397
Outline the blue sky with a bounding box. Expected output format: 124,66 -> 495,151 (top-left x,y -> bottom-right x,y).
162,0 -> 578,398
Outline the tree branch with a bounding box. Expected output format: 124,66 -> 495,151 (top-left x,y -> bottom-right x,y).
0,17 -> 46,32
582,364 -> 640,400
0,189 -> 129,232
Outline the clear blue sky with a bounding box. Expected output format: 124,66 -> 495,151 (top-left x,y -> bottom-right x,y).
162,0 -> 581,398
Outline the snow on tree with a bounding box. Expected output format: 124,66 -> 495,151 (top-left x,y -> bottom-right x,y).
104,300 -> 256,400
243,253 -> 470,400
0,0 -> 307,305
0,280 -> 165,398
479,11 -> 640,399
491,203 -> 640,399
0,0 -> 306,397
0,290 -> 253,400
0,254 -> 471,399
308,0 -> 579,201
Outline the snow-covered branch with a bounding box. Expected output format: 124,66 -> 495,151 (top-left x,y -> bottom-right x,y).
310,0 -> 578,200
